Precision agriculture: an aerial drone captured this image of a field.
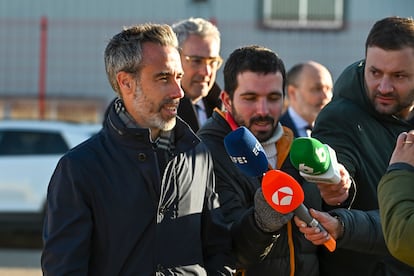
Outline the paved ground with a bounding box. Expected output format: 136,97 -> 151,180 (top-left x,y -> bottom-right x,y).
0,249 -> 42,276
0,269 -> 41,276
0,232 -> 42,276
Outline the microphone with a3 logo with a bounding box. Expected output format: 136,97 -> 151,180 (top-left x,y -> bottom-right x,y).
224,126 -> 336,251
262,169 -> 337,252
290,137 -> 341,184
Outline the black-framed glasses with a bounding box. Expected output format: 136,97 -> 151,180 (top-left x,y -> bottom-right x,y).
183,55 -> 223,69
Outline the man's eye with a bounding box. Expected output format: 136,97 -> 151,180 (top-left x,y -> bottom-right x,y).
191,58 -> 203,65
395,74 -> 406,79
244,97 -> 256,101
370,69 -> 379,76
269,96 -> 281,101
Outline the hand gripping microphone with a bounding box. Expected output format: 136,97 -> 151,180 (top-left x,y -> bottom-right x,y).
262,169 -> 336,252
224,126 -> 269,177
290,137 -> 341,184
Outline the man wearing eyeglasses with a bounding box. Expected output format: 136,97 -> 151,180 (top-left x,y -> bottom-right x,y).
172,17 -> 223,132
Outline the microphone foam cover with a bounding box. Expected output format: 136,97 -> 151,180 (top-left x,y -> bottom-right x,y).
290,137 -> 331,175
224,126 -> 268,177
262,170 -> 304,214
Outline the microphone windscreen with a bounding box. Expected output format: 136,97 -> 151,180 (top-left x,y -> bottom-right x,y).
261,170 -> 304,214
224,126 -> 268,177
290,137 -> 331,175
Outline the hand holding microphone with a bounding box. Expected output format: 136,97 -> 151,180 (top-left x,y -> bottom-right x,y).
224,127 -> 336,251
254,188 -> 294,232
261,170 -> 336,252
316,163 -> 352,206
224,127 -> 295,232
294,209 -> 344,244
290,137 -> 352,206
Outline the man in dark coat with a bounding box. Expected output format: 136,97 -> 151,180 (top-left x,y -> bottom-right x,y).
295,16 -> 414,276
172,17 -> 223,132
280,61 -> 333,137
41,23 -> 233,275
198,45 -> 327,276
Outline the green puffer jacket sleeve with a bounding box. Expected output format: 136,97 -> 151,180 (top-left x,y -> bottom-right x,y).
378,169 -> 414,267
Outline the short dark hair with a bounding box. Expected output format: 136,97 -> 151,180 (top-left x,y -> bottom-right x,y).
365,16 -> 414,55
223,45 -> 286,99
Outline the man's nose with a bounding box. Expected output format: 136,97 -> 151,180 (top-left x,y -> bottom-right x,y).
197,63 -> 213,76
256,99 -> 269,116
171,81 -> 184,99
378,76 -> 394,93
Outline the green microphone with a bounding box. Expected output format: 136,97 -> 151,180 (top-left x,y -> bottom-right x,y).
290,137 -> 341,184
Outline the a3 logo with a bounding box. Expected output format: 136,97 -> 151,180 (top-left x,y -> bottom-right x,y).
271,186 -> 293,206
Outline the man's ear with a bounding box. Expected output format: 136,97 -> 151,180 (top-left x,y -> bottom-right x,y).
287,84 -> 296,101
116,71 -> 135,97
220,90 -> 232,111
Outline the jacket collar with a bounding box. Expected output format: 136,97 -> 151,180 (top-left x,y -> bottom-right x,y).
103,97 -> 201,154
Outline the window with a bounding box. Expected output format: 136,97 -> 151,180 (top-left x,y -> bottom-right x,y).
262,0 -> 344,30
0,130 -> 69,155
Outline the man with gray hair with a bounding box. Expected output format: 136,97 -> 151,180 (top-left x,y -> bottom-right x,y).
41,23 -> 233,275
172,17 -> 223,132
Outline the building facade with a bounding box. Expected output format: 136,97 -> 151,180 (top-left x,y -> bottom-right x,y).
0,0 -> 412,122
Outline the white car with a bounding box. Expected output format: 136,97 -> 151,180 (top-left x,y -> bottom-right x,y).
0,120 -> 101,232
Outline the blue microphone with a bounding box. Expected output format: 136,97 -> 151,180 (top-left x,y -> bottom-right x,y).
224,126 -> 268,177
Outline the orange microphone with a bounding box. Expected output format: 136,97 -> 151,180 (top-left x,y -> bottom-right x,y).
262,169 -> 336,252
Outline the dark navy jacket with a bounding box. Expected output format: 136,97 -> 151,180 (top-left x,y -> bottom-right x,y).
198,111 -> 322,276
280,111 -> 300,138
41,100 -> 233,275
178,82 -> 222,133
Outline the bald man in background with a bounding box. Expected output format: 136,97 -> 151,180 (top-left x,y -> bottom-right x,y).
280,61 -> 333,137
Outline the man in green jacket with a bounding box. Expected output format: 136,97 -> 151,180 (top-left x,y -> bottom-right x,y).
298,16 -> 414,276
378,130 -> 414,268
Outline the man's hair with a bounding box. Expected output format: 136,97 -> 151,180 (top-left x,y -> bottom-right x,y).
104,23 -> 178,94
286,63 -> 306,87
171,17 -> 221,48
365,16 -> 414,54
223,45 -> 286,98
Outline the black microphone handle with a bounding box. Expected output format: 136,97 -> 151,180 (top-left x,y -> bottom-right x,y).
294,204 -> 329,234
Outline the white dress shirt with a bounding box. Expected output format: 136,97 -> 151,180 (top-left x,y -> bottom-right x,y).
288,107 -> 313,137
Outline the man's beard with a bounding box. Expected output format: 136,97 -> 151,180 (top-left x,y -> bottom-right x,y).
370,90 -> 414,119
231,106 -> 276,142
132,86 -> 177,131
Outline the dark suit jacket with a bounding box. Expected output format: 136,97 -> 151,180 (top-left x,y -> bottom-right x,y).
178,82 -> 222,132
280,111 -> 300,138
